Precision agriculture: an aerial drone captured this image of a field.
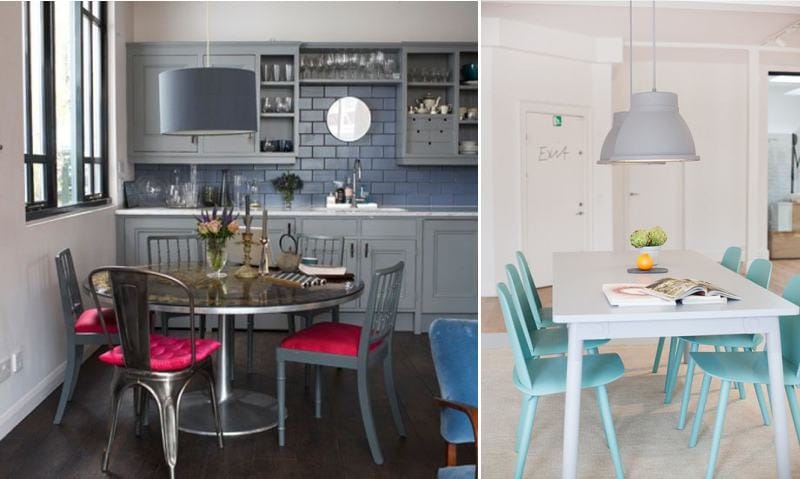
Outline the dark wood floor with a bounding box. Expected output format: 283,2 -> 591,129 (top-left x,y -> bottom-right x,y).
0,330 -> 472,478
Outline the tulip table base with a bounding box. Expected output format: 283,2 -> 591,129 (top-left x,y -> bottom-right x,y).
179,389 -> 280,436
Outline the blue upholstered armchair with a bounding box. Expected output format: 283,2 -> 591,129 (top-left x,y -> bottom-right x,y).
429,318 -> 478,479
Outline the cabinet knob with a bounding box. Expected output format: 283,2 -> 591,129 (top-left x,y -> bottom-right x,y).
350,243 -> 355,258
364,243 -> 369,258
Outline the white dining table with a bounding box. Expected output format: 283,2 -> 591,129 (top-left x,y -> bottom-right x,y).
552,250 -> 799,479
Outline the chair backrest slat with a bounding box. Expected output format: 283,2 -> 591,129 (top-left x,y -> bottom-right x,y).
55,249 -> 84,327
147,235 -> 203,266
505,265 -> 538,352
88,267 -> 197,372
297,234 -> 345,266
360,261 -> 404,355
516,251 -> 544,312
746,258 -> 772,289
497,282 -> 533,390
721,246 -> 743,273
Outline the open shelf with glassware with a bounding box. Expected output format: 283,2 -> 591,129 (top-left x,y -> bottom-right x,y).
299,46 -> 401,83
258,51 -> 298,162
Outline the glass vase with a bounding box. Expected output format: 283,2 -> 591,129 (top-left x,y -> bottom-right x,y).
205,237 -> 229,278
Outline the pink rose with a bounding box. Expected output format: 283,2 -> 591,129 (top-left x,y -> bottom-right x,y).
227,221 -> 239,234
198,223 -> 209,235
207,220 -> 221,234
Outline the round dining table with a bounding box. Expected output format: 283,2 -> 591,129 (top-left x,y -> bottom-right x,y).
91,262 -> 364,437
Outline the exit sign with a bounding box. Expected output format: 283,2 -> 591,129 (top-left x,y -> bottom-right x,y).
553,115 -> 563,127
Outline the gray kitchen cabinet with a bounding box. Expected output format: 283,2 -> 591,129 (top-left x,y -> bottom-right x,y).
360,239 -> 416,311
341,238 -> 361,311
200,54 -> 258,154
121,217 -> 199,265
129,48 -> 200,154
422,219 -> 478,313
263,218 -> 296,262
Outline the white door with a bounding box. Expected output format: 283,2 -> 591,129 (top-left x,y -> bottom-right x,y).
624,164 -> 684,250
524,111 -> 588,286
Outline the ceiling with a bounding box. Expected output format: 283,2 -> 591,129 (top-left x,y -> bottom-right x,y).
483,1 -> 800,47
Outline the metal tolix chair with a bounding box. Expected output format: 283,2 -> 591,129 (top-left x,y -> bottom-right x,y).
245,234 -> 345,373
147,235 -> 207,338
276,261 -> 406,465
53,248 -> 120,424
88,266 -> 223,479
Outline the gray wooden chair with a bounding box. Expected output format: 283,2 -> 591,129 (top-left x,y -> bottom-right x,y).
277,261 -> 406,465
88,266 -> 223,479
147,235 -> 207,338
53,248 -> 120,424
245,234 -> 345,373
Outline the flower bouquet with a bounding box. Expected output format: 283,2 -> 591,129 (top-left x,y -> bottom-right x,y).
196,207 -> 239,278
272,172 -> 304,208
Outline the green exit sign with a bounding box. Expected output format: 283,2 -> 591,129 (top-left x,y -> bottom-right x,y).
553,115 -> 562,127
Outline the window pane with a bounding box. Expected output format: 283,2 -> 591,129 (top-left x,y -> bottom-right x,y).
94,163 -> 102,194
82,17 -> 91,158
55,2 -> 77,207
92,23 -> 101,157
32,163 -> 45,203
84,164 -> 92,196
24,165 -> 29,202
92,1 -> 100,18
29,1 -> 44,155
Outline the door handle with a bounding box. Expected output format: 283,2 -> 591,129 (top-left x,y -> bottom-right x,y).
364,243 -> 369,258
350,243 -> 354,258
629,192 -> 640,197
576,211 -> 584,216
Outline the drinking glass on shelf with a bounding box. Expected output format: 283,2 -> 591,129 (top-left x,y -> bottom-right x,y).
262,97 -> 273,113
272,64 -> 282,82
285,64 -> 293,82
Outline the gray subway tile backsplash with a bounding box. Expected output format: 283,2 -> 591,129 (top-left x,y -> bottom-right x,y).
134,85 -> 477,208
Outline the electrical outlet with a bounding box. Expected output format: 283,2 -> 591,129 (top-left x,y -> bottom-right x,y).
0,357 -> 11,384
11,351 -> 22,373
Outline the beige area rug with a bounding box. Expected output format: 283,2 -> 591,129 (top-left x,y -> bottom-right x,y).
481,344 -> 800,478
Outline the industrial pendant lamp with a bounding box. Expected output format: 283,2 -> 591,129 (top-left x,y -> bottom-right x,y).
158,3 -> 256,136
598,0 -> 633,164
601,0 -> 699,164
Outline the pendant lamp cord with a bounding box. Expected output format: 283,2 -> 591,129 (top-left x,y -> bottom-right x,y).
652,0 -> 656,91
629,0 -> 633,101
205,1 -> 210,67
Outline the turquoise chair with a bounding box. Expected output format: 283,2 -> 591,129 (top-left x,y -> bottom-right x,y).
506,264 -> 609,356
666,258 -> 773,410
652,247 -> 744,374
515,251 -> 561,329
687,274 -> 800,479
498,282 -> 626,479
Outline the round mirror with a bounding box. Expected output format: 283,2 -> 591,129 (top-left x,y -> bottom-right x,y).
326,97 -> 372,142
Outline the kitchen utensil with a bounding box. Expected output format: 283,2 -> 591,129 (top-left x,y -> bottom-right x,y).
277,252 -> 301,272
461,63 -> 478,83
279,223 -> 298,253
467,107 -> 478,120
458,106 -> 467,120
202,185 -> 219,206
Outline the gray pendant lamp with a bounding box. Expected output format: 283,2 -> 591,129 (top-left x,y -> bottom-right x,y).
600,0 -> 699,164
598,1 -> 633,165
158,3 -> 256,136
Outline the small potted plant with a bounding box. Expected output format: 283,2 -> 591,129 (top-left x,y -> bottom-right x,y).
196,207 -> 239,278
630,226 -> 667,264
272,172 -> 304,209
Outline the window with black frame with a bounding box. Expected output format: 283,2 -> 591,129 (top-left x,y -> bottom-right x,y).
23,1 -> 107,220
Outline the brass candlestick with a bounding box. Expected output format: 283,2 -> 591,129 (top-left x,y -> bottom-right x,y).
258,235 -> 273,276
235,231 -> 258,279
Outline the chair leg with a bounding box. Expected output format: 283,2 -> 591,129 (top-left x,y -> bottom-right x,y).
664,337 -> 679,392
690,373 -> 713,448
785,385 -> 800,444
160,312 -> 169,336
357,367 -> 383,465
155,392 -> 180,479
331,305 -> 340,323
383,348 -> 406,437
514,395 -> 538,479
596,385 -> 624,479
246,314 -> 255,374
277,358 -> 286,447
68,345 -> 84,400
754,383 -> 771,426
201,364 -> 224,449
227,316 -> 235,383
704,380 -> 732,479
665,338 -> 686,404
678,343 -> 700,430
134,386 -> 145,437
652,337 -> 666,373
199,315 -> 206,339
314,365 -> 322,419
54,344 -> 80,424
101,372 -> 125,473
515,394 -> 533,453
287,313 -> 295,334
446,443 -> 457,466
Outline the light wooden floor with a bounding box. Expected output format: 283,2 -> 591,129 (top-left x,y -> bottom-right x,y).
482,259 -> 800,333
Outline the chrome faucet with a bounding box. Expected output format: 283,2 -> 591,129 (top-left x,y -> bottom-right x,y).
351,159 -> 362,208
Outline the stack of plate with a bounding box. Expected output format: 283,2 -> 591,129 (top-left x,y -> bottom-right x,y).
459,140 -> 478,154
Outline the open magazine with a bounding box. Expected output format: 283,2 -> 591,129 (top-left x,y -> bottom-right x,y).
643,278 -> 741,302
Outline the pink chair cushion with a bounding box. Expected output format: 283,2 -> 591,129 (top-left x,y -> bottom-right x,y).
74,307 -> 118,334
279,322 -> 381,357
98,334 -> 220,371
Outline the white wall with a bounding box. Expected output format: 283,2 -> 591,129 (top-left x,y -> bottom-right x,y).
480,18 -> 618,294
0,2 -> 133,440
132,1 -> 478,43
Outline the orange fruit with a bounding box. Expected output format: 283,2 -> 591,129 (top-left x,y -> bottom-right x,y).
637,253 -> 654,271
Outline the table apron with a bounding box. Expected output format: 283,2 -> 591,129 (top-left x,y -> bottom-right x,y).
566,316 -> 780,341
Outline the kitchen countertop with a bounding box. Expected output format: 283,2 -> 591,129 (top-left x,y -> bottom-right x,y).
115,206 -> 477,218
